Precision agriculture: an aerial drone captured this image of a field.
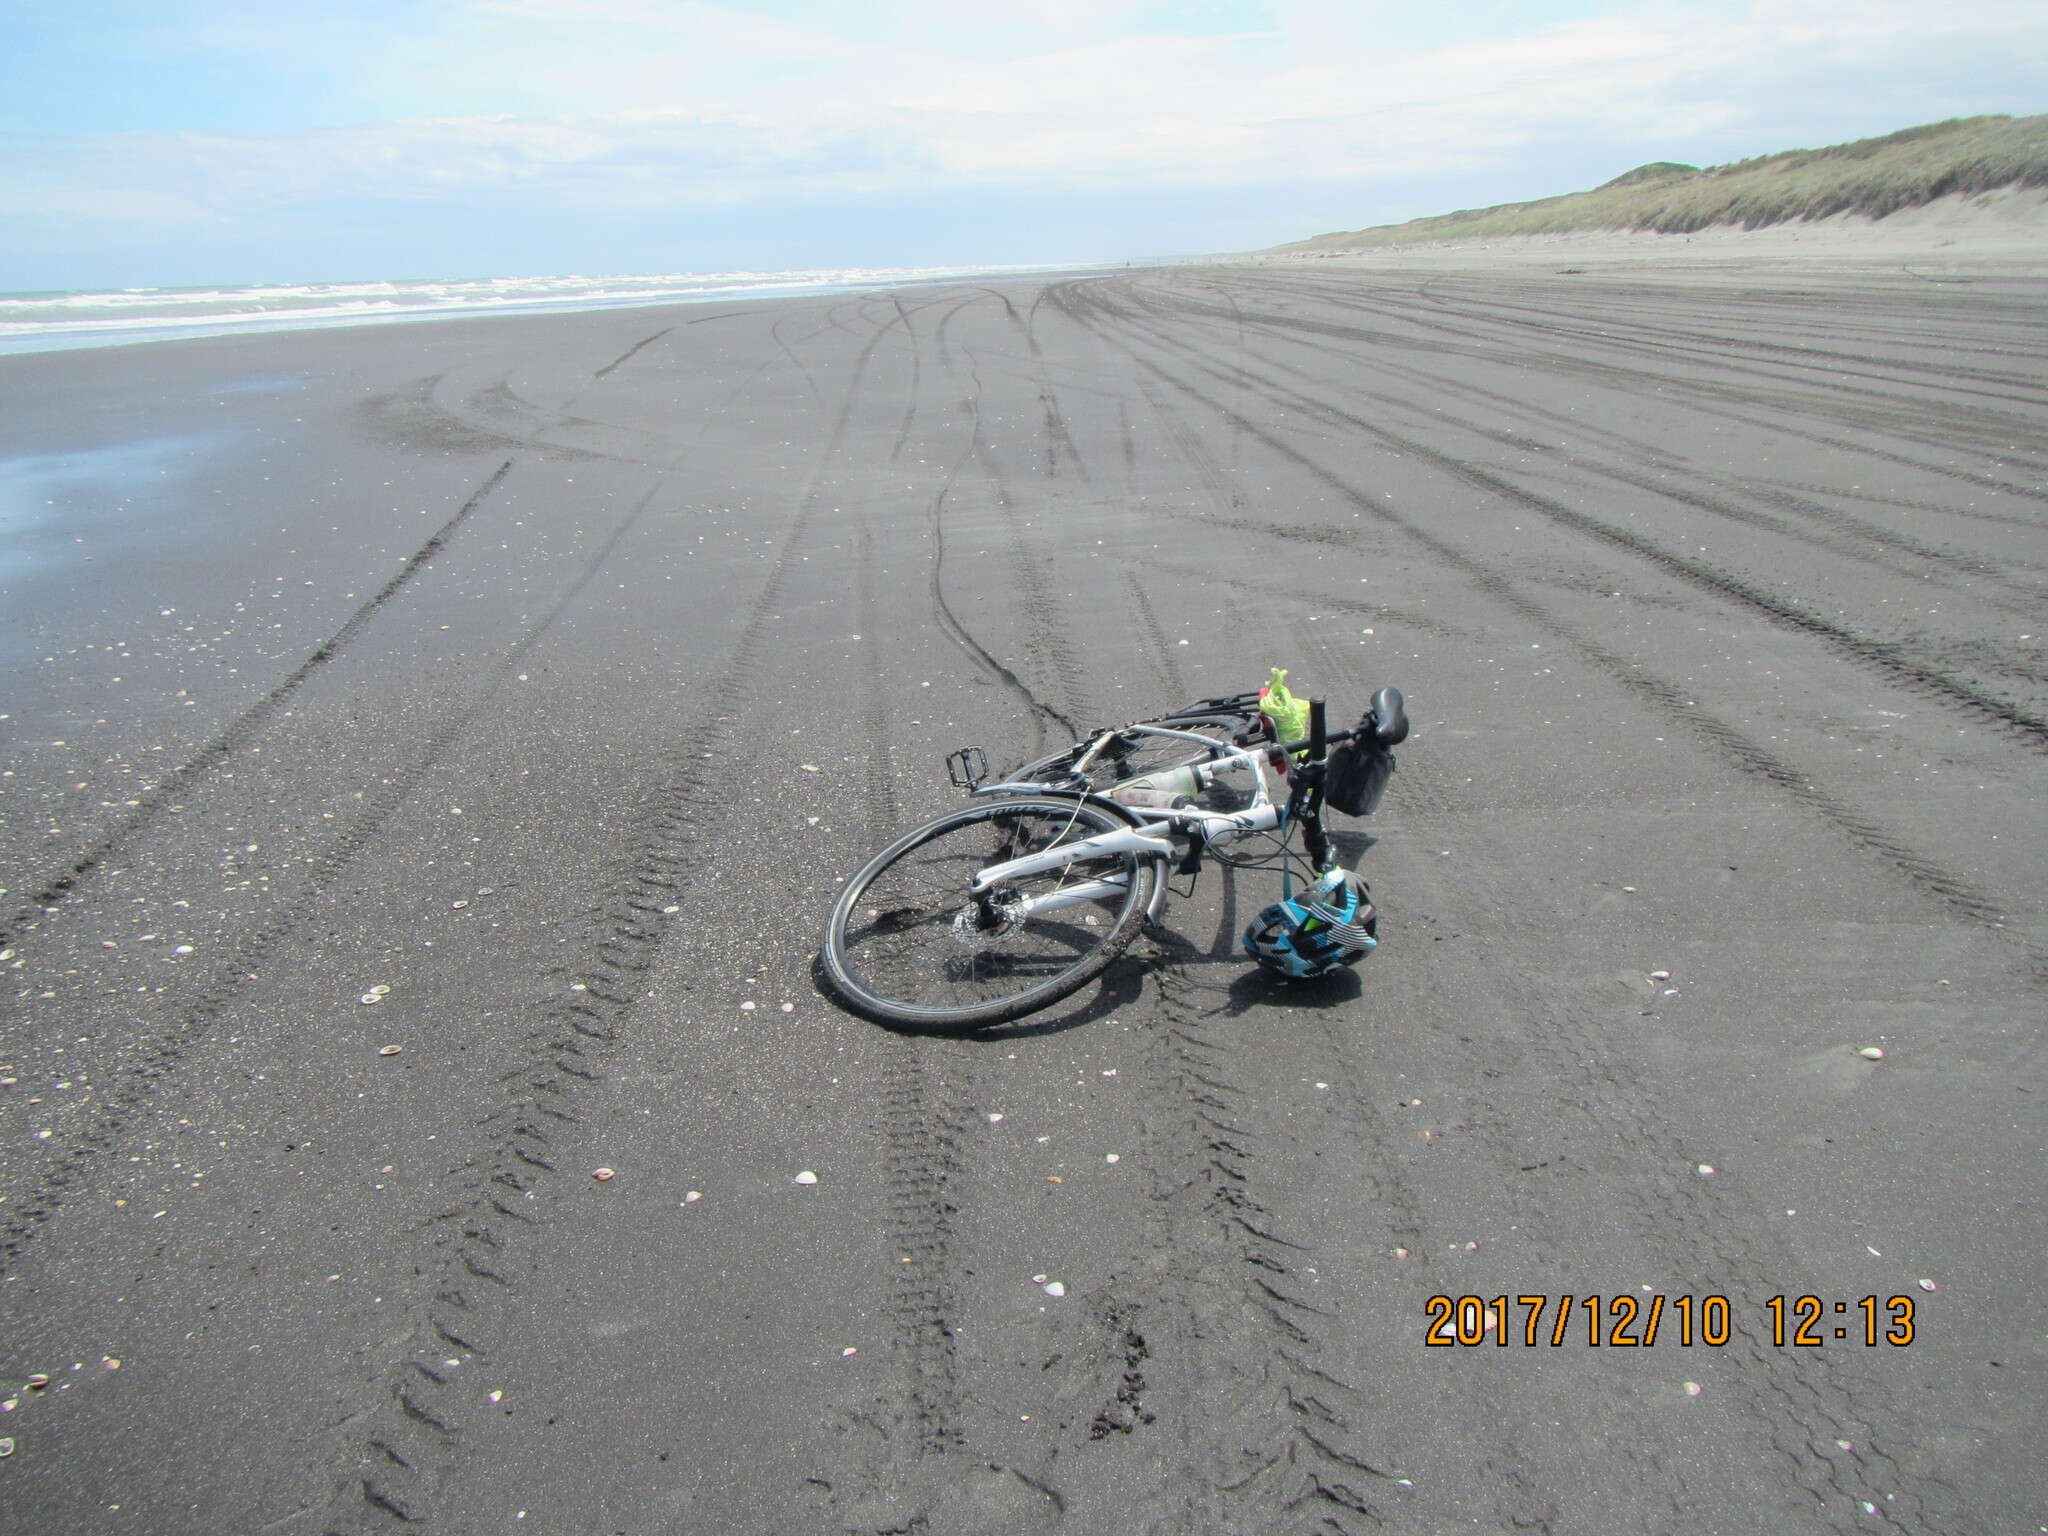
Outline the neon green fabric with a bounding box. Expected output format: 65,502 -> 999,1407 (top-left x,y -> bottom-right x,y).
1259,666 -> 1310,752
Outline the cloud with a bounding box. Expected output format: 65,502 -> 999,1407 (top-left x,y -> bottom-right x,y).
5,0 -> 2043,276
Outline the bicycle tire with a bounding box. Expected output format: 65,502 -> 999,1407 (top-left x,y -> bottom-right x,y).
1007,712 -> 1253,800
821,794 -> 1160,1030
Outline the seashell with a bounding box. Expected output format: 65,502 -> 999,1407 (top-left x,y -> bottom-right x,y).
592,1168 -> 615,1182
378,1045 -> 403,1057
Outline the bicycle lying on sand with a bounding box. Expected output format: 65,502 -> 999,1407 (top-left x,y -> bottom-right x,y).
820,678 -> 1410,1029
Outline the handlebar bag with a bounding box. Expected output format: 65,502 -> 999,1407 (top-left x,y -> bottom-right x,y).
1323,738 -> 1395,817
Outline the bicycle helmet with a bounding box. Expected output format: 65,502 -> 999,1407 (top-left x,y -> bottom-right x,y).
1243,867 -> 1378,979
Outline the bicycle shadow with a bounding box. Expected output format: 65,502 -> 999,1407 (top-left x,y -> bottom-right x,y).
807,830 -> 1381,1040
966,960 -> 1150,1042
806,950 -> 1148,1041
1327,828 -> 1378,865
1143,923 -> 1366,1019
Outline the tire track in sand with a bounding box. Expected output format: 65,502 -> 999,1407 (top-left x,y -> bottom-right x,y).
819,298 -> 1092,1536
1113,283 -> 2048,752
316,299 -> 932,1532
0,460 -> 513,954
1056,284 -> 2018,939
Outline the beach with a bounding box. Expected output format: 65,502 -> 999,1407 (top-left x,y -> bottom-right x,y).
1257,184 -> 2048,273
2,236 -> 2044,1533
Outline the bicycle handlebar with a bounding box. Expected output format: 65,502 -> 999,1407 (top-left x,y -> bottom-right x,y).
1278,686 -> 1407,758
1275,722 -> 1363,758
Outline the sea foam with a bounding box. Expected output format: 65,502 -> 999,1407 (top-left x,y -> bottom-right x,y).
0,262 -> 1092,355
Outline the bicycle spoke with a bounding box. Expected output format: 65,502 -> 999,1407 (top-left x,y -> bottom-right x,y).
827,799 -> 1148,1022
1011,715 -> 1251,803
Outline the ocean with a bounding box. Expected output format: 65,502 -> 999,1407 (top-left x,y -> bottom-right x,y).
0,262 -> 1105,356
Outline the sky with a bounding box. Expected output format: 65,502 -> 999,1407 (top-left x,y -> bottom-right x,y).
1,0 -> 2042,290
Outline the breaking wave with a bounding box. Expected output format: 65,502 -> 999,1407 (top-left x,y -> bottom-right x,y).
0,262 -> 1096,354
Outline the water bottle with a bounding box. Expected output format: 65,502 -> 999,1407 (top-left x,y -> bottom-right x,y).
1118,762 -> 1209,798
1108,785 -> 1192,810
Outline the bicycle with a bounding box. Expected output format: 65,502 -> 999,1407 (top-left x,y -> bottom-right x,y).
819,682 -> 1410,1030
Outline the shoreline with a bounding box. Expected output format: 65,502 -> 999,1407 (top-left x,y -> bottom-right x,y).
0,258 -> 1124,359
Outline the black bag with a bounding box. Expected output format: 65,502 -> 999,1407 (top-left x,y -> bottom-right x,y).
1323,738 -> 1394,817
1323,687 -> 1407,817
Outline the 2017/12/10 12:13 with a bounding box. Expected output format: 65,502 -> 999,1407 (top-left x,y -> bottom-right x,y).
1423,1294 -> 1918,1346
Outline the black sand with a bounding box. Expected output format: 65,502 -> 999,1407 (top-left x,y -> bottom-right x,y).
2,260 -> 2044,1533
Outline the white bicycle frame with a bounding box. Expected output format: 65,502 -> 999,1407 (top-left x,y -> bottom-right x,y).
966,724 -> 1288,920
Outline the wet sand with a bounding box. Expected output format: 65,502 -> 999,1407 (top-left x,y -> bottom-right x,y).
1,246 -> 2044,1533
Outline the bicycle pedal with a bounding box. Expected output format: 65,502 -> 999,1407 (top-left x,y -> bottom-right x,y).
946,746 -> 988,790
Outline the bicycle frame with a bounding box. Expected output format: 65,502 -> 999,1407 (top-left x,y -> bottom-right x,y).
966,724 -> 1288,920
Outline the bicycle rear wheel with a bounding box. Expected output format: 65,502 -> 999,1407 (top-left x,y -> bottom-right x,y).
821,795 -> 1159,1030
1008,713 -> 1254,800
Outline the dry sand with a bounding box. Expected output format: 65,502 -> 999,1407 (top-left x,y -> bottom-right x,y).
1251,183 -> 2048,279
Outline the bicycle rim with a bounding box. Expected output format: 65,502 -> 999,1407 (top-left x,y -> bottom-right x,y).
1010,714 -> 1250,801
823,796 -> 1154,1028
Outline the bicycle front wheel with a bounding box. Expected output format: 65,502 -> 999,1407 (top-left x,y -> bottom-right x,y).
821,795 -> 1159,1029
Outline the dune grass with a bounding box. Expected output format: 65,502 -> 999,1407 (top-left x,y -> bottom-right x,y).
1276,114 -> 2048,251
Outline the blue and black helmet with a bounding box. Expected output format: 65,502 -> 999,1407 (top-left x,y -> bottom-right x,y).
1243,867 -> 1378,979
